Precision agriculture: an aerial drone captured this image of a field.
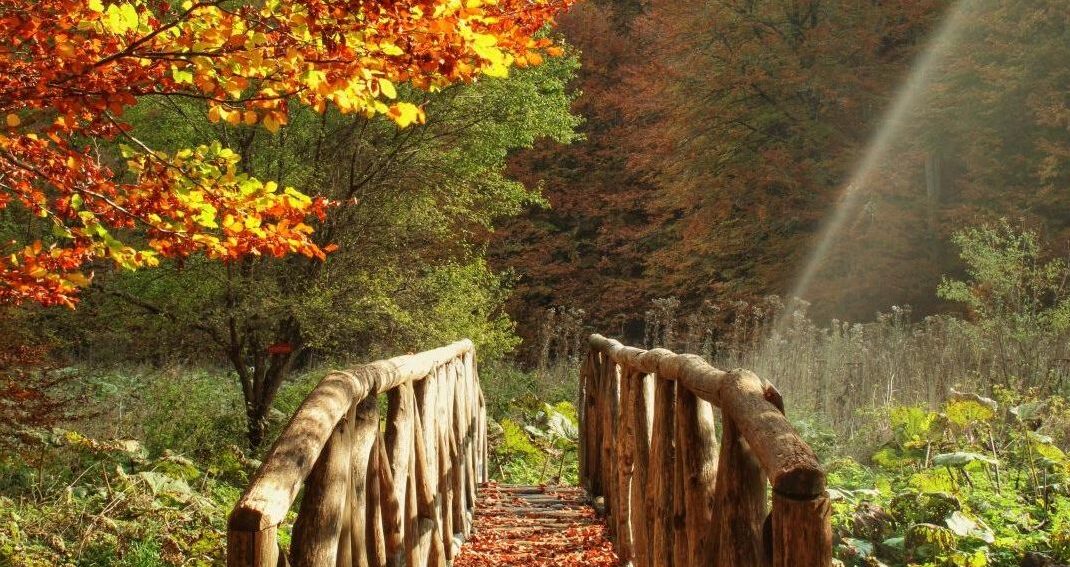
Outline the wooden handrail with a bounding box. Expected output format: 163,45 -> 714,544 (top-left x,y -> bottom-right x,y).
581,334 -> 832,567
227,340 -> 487,567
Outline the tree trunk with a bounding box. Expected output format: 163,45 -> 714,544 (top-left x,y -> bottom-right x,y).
229,318 -> 304,452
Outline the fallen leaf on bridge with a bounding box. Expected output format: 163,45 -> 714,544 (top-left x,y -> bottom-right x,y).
453,482 -> 619,566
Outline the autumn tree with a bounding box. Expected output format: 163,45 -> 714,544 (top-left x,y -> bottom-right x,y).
489,0 -> 662,353
0,0 -> 573,307
42,47 -> 581,449
1,0 -> 575,448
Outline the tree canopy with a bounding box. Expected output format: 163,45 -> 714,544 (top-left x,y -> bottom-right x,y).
0,0 -> 572,306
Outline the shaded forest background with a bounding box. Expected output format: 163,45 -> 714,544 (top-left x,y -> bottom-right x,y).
491,0 -> 1070,355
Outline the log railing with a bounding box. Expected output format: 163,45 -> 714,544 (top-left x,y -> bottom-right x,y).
227,340 -> 487,567
580,334 -> 832,567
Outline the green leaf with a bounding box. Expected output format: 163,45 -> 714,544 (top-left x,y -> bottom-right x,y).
945,399 -> 995,427
840,537 -> 874,557
1011,401 -> 1046,422
932,452 -> 997,468
172,66 -> 194,84
945,511 -> 995,543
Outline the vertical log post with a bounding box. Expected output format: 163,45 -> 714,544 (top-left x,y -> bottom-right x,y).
648,377 -> 676,567
712,416 -> 767,566
772,493 -> 833,567
436,363 -> 456,560
290,404 -> 354,566
613,368 -> 637,563
350,396 -> 380,567
600,358 -> 619,535
385,383 -> 414,566
414,372 -> 446,567
367,434 -> 387,567
630,373 -> 654,567
582,350 -> 599,492
677,391 -> 718,567
672,400 -> 687,567
227,526 -> 279,567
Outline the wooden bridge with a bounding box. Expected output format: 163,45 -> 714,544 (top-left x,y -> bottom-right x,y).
227,335 -> 832,567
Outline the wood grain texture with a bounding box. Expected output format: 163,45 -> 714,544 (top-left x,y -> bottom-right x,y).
290,411 -> 353,567
230,340 -> 474,532
582,335 -> 830,567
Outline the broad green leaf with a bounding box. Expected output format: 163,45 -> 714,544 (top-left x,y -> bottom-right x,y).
945,399 -> 995,427
932,452 -> 997,468
945,511 -> 995,543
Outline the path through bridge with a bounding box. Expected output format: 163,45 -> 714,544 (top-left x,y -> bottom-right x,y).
226,336 -> 832,567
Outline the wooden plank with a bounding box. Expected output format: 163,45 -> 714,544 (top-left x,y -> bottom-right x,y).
772,494 -> 833,567
712,416 -> 766,566
227,525 -> 279,567
290,405 -> 354,566
612,367 -> 636,562
630,373 -> 653,567
677,390 -> 718,567
648,377 -> 675,567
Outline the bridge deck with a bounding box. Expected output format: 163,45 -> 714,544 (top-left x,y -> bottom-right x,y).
454,483 -> 619,566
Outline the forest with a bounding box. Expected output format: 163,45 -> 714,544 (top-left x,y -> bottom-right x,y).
2,0 -> 1070,566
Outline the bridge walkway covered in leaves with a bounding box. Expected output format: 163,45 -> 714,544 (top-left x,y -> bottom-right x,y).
225,335 -> 833,567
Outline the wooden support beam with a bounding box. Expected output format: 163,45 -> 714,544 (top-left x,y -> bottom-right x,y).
648,377 -> 675,567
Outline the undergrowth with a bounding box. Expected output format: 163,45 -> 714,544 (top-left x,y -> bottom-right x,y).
822,389 -> 1070,566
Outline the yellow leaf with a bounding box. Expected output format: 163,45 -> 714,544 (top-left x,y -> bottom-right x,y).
120,3 -> 138,28
379,42 -> 404,56
56,41 -> 76,59
66,272 -> 91,287
5,114 -> 19,128
473,33 -> 498,47
387,102 -> 423,128
171,66 -> 194,84
378,78 -> 397,100
207,105 -> 222,123
88,0 -> 105,12
103,2 -> 138,34
262,114 -> 281,133
473,44 -> 511,78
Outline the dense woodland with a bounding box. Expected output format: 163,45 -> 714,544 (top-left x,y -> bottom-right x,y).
3,0 -> 1070,566
494,0 -> 1070,344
